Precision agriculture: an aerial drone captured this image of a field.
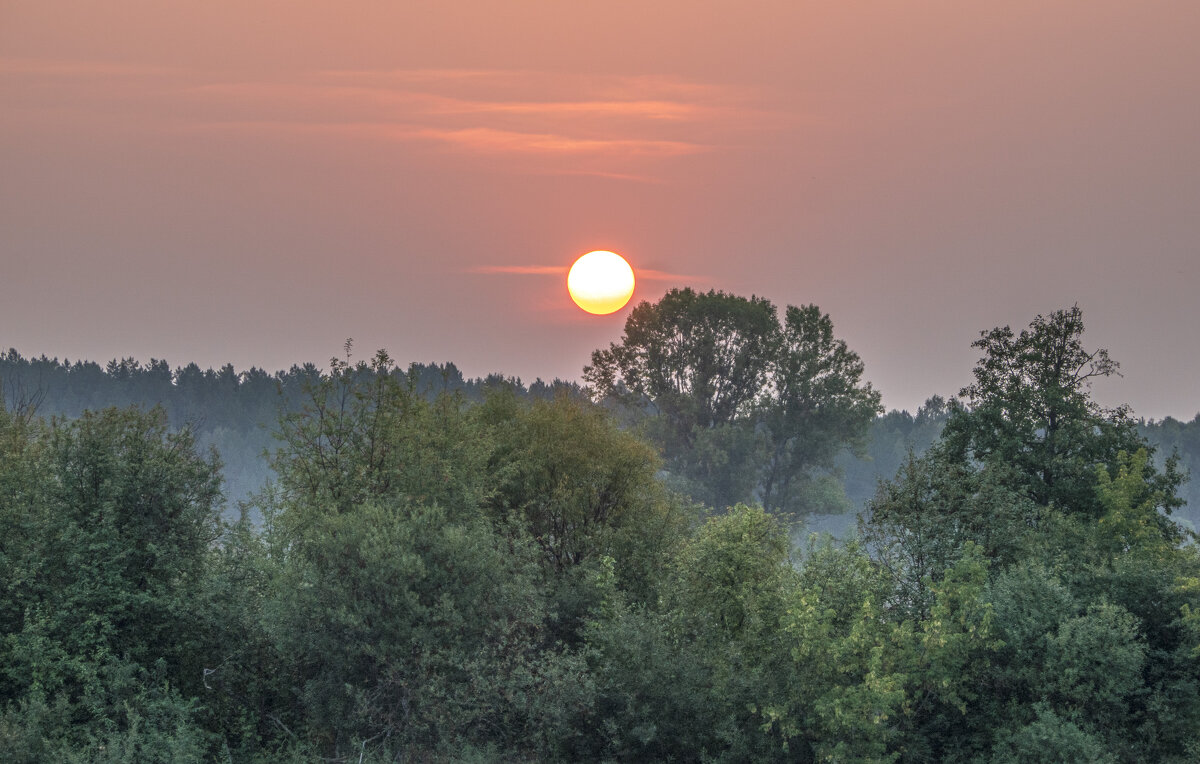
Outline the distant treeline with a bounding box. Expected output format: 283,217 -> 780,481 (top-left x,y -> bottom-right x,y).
0,349 -> 581,512
3,348 -> 1197,527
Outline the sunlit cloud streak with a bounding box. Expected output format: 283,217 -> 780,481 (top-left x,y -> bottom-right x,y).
466,266 -> 565,275
316,68 -> 735,100
415,127 -> 707,157
436,99 -> 700,120
189,81 -> 715,120
466,265 -> 705,282
187,120 -> 706,161
1,59 -> 767,180
638,269 -> 707,283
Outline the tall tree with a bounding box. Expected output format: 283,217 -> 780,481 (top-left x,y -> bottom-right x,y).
586,288 -> 879,513
945,305 -> 1181,517
863,307 -> 1200,760
585,287 -> 777,442
758,304 -> 881,514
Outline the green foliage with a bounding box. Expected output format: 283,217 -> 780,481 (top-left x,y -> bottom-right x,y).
945,305 -> 1181,518
780,538 -> 908,762
271,350 -> 492,523
657,418 -> 764,511
1093,448 -> 1187,560
265,500 -> 590,759
582,506 -> 797,762
586,288 -> 778,509
0,405 -> 222,758
1043,603 -> 1145,727
1139,413 -> 1200,530
779,540 -> 998,762
586,289 -> 880,513
4,312 -> 1200,761
590,511 -> 999,763
858,307 -> 1200,761
480,390 -> 688,586
988,704 -> 1116,764
673,504 -> 792,638
0,680 -> 209,764
585,288 -> 779,437
0,348 -> 587,511
987,564 -> 1077,693
862,448 -> 1032,617
258,352 -> 685,758
193,510 -> 289,760
759,304 -> 883,515
479,390 -> 696,650
581,605 -> 722,761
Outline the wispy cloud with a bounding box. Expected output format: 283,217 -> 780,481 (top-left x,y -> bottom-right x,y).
186,82 -> 709,120
429,98 -> 705,121
316,68 -> 735,100
415,127 -> 707,158
185,68 -> 761,176
465,265 -> 706,283
189,121 -> 707,161
466,265 -> 565,276
639,269 -> 707,283
3,59 -> 768,180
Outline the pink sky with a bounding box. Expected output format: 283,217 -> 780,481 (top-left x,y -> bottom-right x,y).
3,1 -> 1199,417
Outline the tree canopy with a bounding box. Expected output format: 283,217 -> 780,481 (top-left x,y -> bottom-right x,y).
585,288 -> 881,514
3,306 -> 1200,761
944,305 -> 1182,517
862,306 -> 1200,759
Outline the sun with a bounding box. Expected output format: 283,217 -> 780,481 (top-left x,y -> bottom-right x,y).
567,251 -> 635,315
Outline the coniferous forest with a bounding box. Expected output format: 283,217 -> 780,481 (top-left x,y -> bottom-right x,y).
3,295 -> 1200,762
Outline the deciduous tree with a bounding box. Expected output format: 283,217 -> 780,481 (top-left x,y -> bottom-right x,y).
586,289 -> 879,513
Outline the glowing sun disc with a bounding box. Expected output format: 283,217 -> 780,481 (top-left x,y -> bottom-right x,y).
568,251 -> 635,315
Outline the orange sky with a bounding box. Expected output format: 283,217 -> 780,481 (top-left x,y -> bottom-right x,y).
3,1 -> 1199,417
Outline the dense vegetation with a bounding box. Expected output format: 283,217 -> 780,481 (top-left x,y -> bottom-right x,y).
4,336 -> 1197,528
0,351 -> 580,514
585,291 -> 882,515
2,300 -> 1199,761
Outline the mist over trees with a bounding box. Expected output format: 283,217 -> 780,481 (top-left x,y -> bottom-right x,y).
4,343 -> 1195,527
0,350 -> 582,514
2,302 -> 1200,761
